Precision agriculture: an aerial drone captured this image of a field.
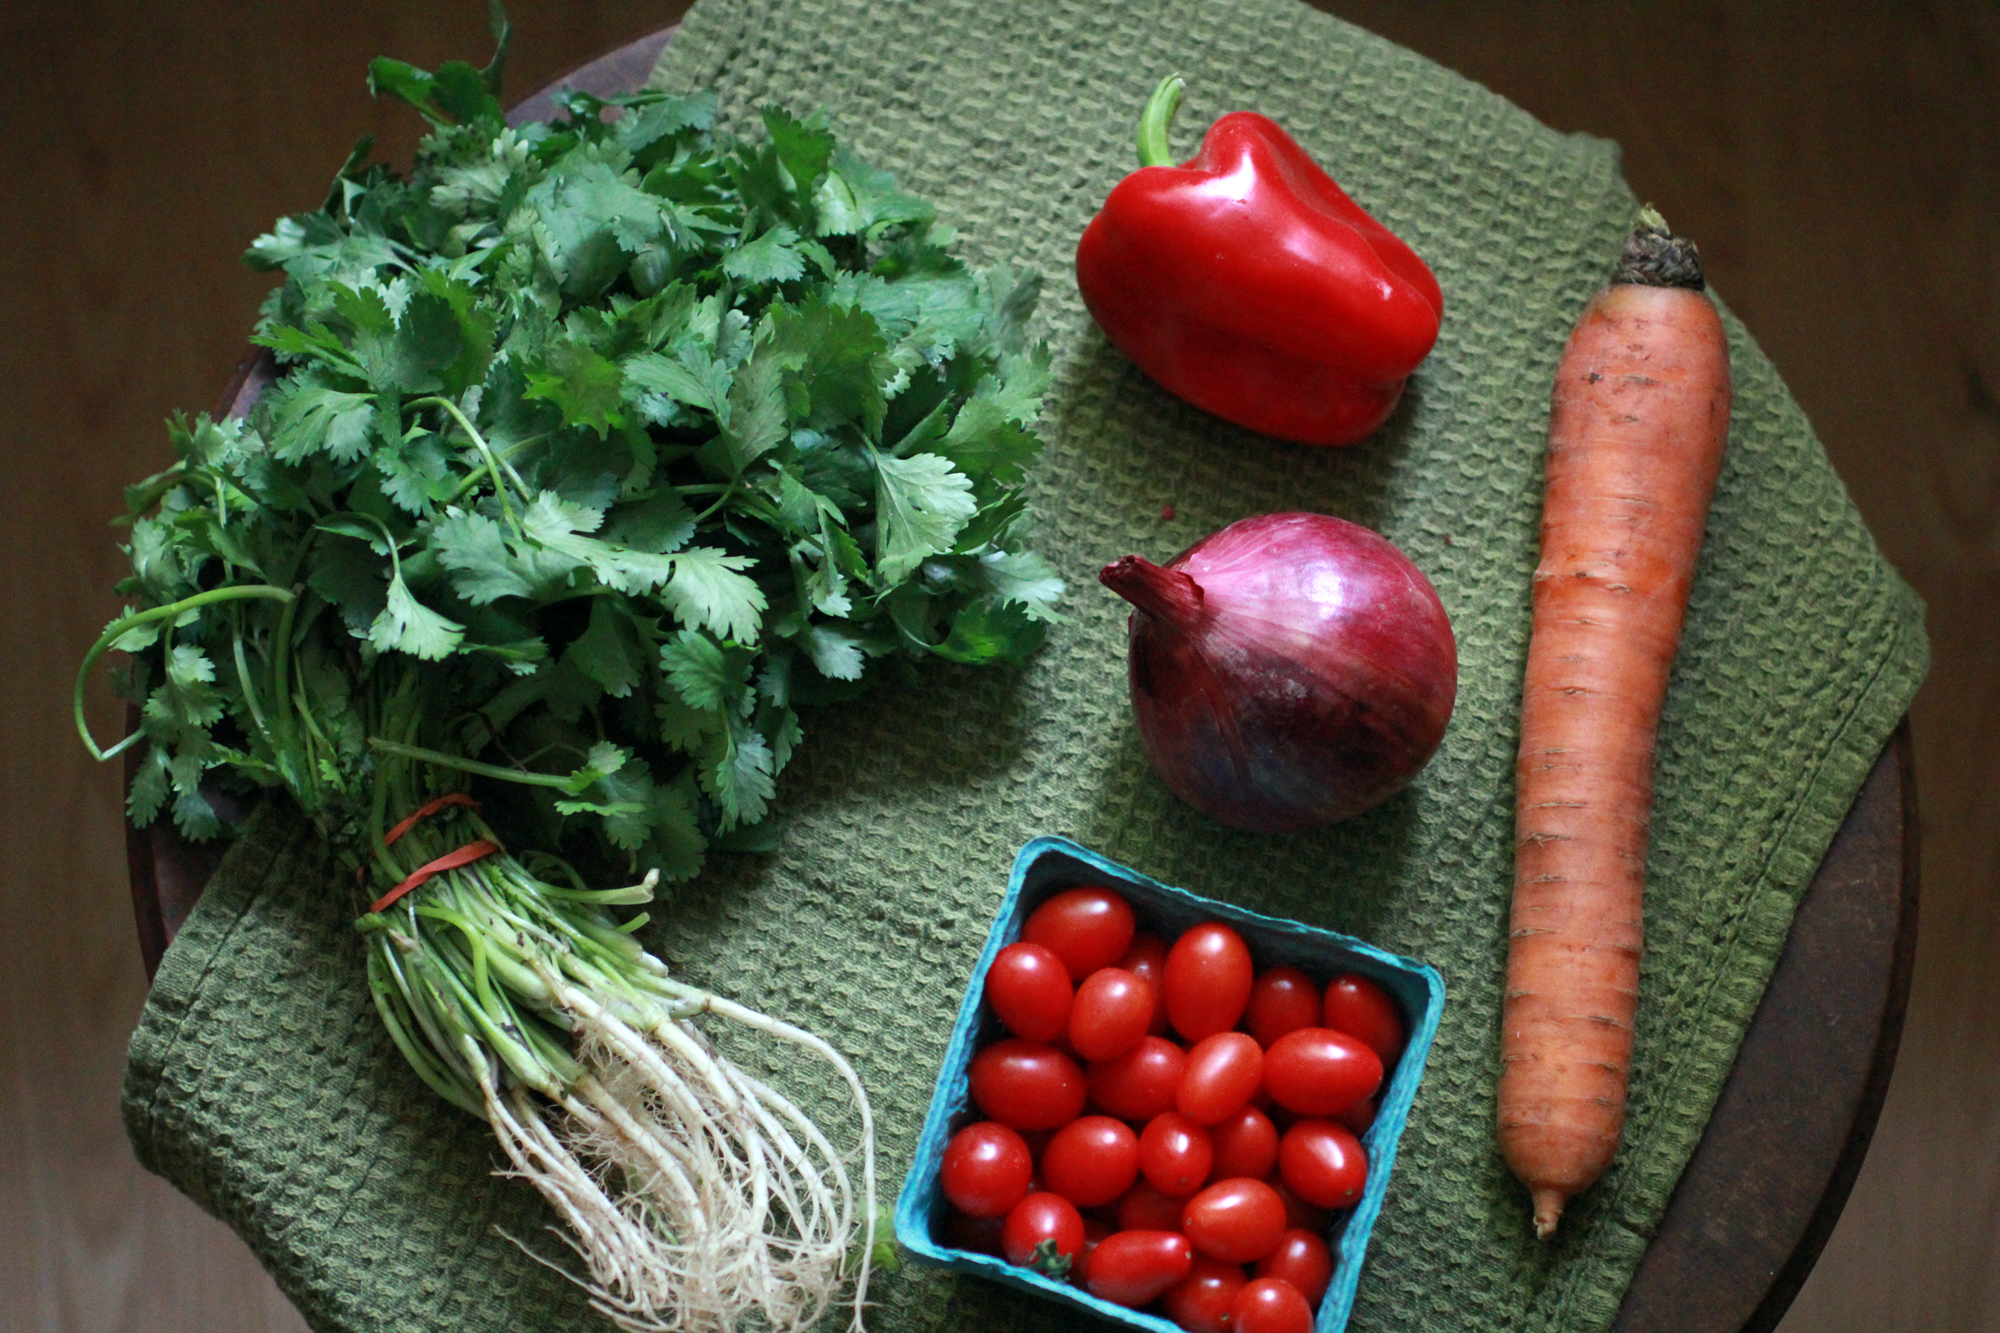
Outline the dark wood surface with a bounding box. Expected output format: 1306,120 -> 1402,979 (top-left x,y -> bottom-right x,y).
1614,722 -> 1919,1333
119,24 -> 1923,1332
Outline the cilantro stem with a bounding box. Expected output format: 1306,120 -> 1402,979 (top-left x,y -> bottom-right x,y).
689,482 -> 743,526
410,395 -> 523,531
368,751 -> 403,885
268,584 -> 302,763
445,431 -> 551,503
292,679 -> 339,777
75,584 -> 296,762
229,614 -> 271,743
367,737 -> 575,791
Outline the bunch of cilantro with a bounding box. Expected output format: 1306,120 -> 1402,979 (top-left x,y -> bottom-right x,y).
86,45 -> 1062,886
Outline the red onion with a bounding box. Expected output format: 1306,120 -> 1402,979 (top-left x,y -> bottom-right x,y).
1099,513 -> 1456,833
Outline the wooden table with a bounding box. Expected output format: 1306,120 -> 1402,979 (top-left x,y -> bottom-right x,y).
124,24 -> 1921,1333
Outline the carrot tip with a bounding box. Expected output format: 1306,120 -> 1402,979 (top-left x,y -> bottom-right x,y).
1531,1187 -> 1567,1241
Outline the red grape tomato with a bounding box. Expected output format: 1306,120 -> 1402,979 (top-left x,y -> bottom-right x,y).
1163,1256 -> 1249,1333
1138,1111 -> 1215,1197
969,1038 -> 1086,1130
1069,967 -> 1154,1062
1262,1027 -> 1383,1118
1041,1114 -> 1141,1208
1245,965 -> 1322,1049
1277,1118 -> 1368,1209
940,1121 -> 1032,1219
1119,933 -> 1172,1034
1164,922 -> 1254,1041
1322,972 -> 1407,1067
1001,1191 -> 1086,1271
1255,1228 -> 1333,1305
1180,1177 -> 1288,1265
1178,1031 -> 1264,1125
1209,1105 -> 1281,1181
1086,1231 -> 1195,1308
1233,1277 -> 1315,1333
1023,886 -> 1137,979
986,942 -> 1073,1042
1087,1035 -> 1186,1122
1115,1178 -> 1189,1233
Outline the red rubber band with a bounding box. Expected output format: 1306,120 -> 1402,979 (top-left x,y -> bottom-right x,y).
384,791 -> 481,847
370,840 -> 500,913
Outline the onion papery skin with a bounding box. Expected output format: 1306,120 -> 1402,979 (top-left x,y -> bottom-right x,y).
1101,513 -> 1456,833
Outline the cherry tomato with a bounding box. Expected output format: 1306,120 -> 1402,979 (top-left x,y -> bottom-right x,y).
1139,1111 -> 1215,1197
1178,1031 -> 1264,1125
1115,1178 -> 1188,1232
1118,932 -> 1172,1035
1262,1027 -> 1382,1118
1087,1035 -> 1186,1121
1278,1118 -> 1368,1209
1069,967 -> 1154,1062
1337,1096 -> 1378,1136
1041,1114 -> 1141,1208
1209,1105 -> 1280,1181
1086,1230 -> 1194,1308
1074,1215 -> 1116,1286
1163,1256 -> 1249,1333
1255,1228 -> 1333,1305
986,942 -> 1073,1042
1180,1177 -> 1287,1264
969,1038 -> 1086,1130
1001,1191 -> 1086,1274
1023,886 -> 1136,980
1164,922 -> 1254,1040
1233,1276 -> 1314,1333
1245,965 -> 1321,1049
939,1121 -> 1033,1218
1322,972 -> 1407,1068
1266,1175 -> 1333,1233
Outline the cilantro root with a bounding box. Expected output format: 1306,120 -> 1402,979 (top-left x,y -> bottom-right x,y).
82,24 -> 1067,1331
363,825 -> 875,1333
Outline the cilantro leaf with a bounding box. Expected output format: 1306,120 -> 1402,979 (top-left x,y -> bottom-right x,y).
367,572 -> 465,659
723,224 -> 806,285
701,717 -> 775,830
658,547 -> 766,643
258,375 -> 376,464
432,510 -> 531,603
814,145 -> 933,238
97,69 -> 1065,890
658,629 -> 751,712
713,334 -> 789,476
872,451 -> 977,584
525,337 -> 627,437
934,396 -> 1042,484
566,597 -> 644,698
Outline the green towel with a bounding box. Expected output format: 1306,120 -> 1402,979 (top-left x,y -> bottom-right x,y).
123,1 -> 1928,1330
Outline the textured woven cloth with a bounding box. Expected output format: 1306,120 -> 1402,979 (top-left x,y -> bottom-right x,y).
123,1 -> 1928,1330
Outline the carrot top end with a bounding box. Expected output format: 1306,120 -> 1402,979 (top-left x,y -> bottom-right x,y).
1614,207 -> 1705,290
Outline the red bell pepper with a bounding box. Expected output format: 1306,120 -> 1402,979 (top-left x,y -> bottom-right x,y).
1075,76 -> 1443,446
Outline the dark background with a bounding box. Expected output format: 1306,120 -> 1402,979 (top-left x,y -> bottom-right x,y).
3,2 -> 1992,1329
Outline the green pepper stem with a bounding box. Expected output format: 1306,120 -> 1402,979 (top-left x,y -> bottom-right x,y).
1136,73 -> 1187,168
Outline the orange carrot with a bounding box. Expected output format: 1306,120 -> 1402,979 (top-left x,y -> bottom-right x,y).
1498,209 -> 1732,1240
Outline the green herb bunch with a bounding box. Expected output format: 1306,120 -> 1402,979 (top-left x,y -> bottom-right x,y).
78,27 -> 1061,1329
83,42 -> 1061,884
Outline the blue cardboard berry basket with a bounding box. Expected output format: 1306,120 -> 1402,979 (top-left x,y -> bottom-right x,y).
894,835 -> 1446,1333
